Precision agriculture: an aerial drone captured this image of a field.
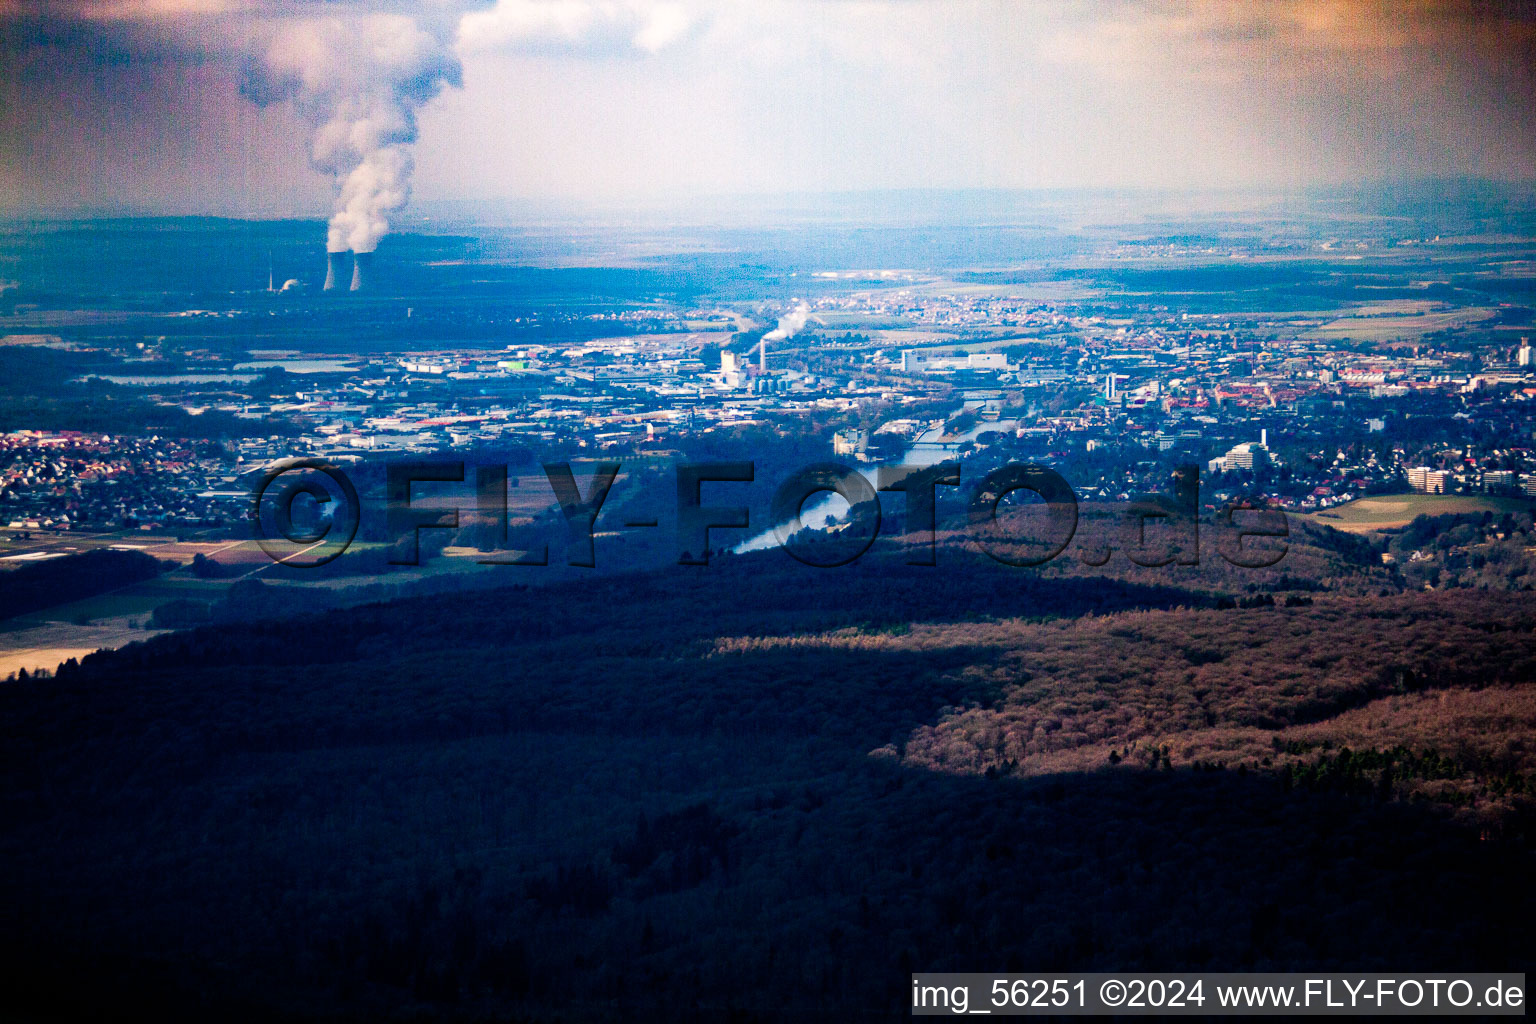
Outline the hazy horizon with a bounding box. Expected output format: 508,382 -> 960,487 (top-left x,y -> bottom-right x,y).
6,178 -> 1535,232
3,1 -> 1534,234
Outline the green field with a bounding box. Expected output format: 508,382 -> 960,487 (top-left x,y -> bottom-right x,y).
1306,493 -> 1535,533
1301,304 -> 1497,343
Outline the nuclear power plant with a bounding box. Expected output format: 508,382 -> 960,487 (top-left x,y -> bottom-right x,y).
322,250 -> 374,292
323,251 -> 348,292
349,251 -> 373,292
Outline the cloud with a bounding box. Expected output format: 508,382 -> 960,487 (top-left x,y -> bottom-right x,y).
242,13 -> 463,251
0,0 -> 1531,214
1039,0 -> 1536,70
456,0 -> 696,55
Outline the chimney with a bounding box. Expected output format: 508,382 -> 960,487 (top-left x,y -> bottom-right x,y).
1261,428 -> 1268,448
759,337 -> 767,373
323,251 -> 349,292
350,251 -> 374,292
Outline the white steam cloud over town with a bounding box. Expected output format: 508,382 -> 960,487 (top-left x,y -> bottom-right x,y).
4,0 -> 1532,219
233,1 -> 696,270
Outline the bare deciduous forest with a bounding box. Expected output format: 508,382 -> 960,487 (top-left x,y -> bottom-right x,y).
2,515 -> 1533,1021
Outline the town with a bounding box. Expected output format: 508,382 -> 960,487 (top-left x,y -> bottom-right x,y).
3,274 -> 1533,542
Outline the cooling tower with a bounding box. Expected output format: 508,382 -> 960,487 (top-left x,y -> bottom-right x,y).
350,251 -> 375,292
323,251 -> 349,292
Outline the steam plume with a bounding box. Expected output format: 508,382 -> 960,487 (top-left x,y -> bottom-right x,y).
763,302 -> 809,343
244,15 -> 461,254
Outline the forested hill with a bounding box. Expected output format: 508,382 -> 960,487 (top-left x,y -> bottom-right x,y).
2,553 -> 1533,1021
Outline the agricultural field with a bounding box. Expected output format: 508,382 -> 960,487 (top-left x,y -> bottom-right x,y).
0,620 -> 168,679
1302,303 -> 1498,342
1306,493 -> 1535,533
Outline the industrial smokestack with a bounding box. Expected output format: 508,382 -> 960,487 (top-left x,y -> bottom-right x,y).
759,302 -> 808,374
349,250 -> 374,292
323,251 -> 349,292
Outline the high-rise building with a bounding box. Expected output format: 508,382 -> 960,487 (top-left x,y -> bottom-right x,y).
1406,466 -> 1451,494
832,429 -> 868,457
1484,470 -> 1516,492
1217,440 -> 1271,472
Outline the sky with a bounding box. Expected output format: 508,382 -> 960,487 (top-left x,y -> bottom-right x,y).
1,0 -> 1533,223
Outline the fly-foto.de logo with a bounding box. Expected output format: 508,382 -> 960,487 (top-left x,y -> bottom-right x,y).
250,459 -> 1288,571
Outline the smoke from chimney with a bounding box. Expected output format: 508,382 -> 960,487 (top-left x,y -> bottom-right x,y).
762,303 -> 809,344
243,15 -> 461,259
757,303 -> 809,372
